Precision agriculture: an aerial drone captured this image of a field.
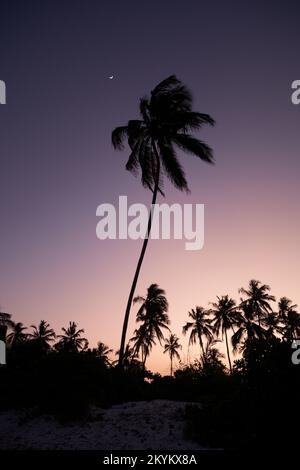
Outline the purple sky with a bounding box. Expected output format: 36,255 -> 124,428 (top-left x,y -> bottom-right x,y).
0,0 -> 299,373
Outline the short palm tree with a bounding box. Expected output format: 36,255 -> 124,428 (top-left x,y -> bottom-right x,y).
164,333 -> 181,376
6,322 -> 28,347
231,303 -> 266,352
131,323 -> 156,365
132,284 -> 170,365
95,341 -> 113,366
278,297 -> 297,321
114,343 -> 139,369
56,321 -> 88,353
0,311 -> 13,341
263,310 -> 282,338
182,306 -> 212,364
282,310 -> 300,340
112,75 -> 215,366
239,279 -> 275,326
210,296 -> 239,373
203,337 -> 225,371
29,320 -> 56,351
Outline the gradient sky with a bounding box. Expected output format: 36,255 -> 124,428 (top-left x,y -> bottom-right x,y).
0,0 -> 299,373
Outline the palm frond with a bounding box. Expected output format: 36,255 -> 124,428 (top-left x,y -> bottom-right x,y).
111,126 -> 128,150
173,134 -> 214,163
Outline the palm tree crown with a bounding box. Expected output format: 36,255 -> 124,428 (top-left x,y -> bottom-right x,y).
132,284 -> 170,365
6,322 -> 28,347
56,321 -> 88,353
210,295 -> 239,373
164,333 -> 181,376
231,303 -> 266,352
182,306 -> 212,363
30,320 -> 56,350
278,297 -> 297,320
95,341 -> 113,366
239,279 -> 275,325
112,74 -> 215,193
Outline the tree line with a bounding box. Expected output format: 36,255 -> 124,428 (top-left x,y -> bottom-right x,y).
1,279 -> 299,376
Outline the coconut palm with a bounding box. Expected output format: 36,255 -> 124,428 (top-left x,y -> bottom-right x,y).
263,311 -> 282,338
282,310 -> 300,340
278,297 -> 297,321
182,306 -> 212,363
210,296 -> 239,373
239,279 -> 275,326
114,343 -> 140,369
56,321 -> 88,353
132,284 -> 170,365
131,324 -> 156,366
112,75 -> 215,366
0,311 -> 13,342
6,322 -> 28,347
95,341 -> 113,366
29,320 -> 56,351
164,333 -> 181,376
203,337 -> 225,372
231,303 -> 266,352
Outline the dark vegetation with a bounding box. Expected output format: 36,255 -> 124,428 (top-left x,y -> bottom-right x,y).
1,279 -> 300,450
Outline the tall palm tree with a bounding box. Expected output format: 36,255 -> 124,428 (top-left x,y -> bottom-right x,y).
6,322 -> 28,347
132,284 -> 170,365
182,306 -> 212,363
112,75 -> 215,366
56,321 -> 88,353
239,279 -> 275,326
231,303 -> 266,352
210,296 -> 239,373
164,333 -> 181,376
29,320 -> 56,351
95,341 -> 113,366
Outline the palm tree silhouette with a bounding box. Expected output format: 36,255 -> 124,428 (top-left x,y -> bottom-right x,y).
56,321 -> 88,353
263,310 -> 282,338
114,343 -> 141,369
282,309 -> 300,340
163,333 -> 181,376
6,322 -> 28,347
239,280 -> 275,326
131,324 -> 156,366
29,320 -> 56,351
112,75 -> 215,366
231,303 -> 266,353
132,284 -> 170,366
0,311 -> 13,342
95,341 -> 113,366
210,296 -> 239,373
203,336 -> 224,366
182,306 -> 212,364
278,297 -> 297,321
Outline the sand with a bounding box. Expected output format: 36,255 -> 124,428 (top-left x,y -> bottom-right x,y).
0,399 -> 205,450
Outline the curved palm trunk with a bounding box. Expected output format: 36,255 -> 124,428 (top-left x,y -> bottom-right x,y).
225,329 -> 232,373
118,141 -> 160,367
170,355 -> 173,377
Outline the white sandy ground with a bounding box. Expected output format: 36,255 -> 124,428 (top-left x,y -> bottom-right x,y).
0,400 -> 206,450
